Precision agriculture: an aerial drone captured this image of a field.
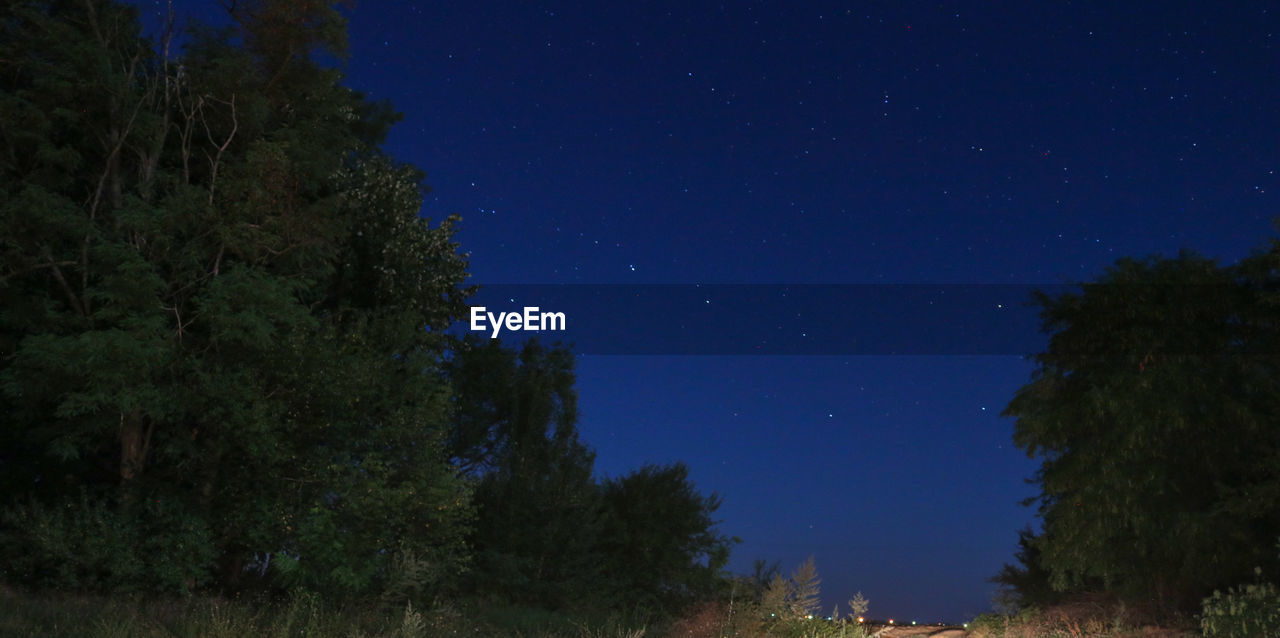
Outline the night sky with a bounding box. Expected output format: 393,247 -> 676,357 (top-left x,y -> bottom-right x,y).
140,0 -> 1278,622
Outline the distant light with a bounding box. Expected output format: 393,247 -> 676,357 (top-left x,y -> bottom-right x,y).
912,621 -> 917,625
857,617 -> 864,623
889,620 -> 894,625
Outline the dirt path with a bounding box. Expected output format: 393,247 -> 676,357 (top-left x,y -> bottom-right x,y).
872,625 -> 967,638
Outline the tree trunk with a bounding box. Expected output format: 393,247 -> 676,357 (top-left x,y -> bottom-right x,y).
119,411 -> 151,482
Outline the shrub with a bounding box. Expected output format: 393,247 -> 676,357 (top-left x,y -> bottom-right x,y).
1200,575 -> 1280,638
0,491 -> 214,594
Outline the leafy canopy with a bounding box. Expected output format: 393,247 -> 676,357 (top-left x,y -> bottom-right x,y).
1003,250 -> 1280,611
0,0 -> 472,597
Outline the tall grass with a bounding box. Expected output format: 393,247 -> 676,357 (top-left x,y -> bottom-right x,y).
967,602 -> 1197,638
0,586 -> 647,638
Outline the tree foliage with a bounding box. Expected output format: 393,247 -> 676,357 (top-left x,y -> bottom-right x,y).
0,0 -> 471,597
0,0 -> 737,614
758,556 -> 826,621
990,527 -> 1061,612
597,462 -> 736,612
787,556 -> 821,619
446,337 -> 600,607
445,339 -> 735,614
1003,250 -> 1280,611
846,591 -> 869,620
740,558 -> 782,604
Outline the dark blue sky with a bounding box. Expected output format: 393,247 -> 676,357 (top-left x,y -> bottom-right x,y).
142,0 -> 1278,621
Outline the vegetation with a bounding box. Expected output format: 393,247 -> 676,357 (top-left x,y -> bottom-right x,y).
4,1 -> 1277,634
0,0 -> 732,627
1200,577 -> 1280,638
966,605 -> 1170,638
718,557 -> 872,638
1199,552 -> 1280,638
996,247 -> 1280,620
0,585 -> 651,638
1,0 -> 473,599
0,558 -> 872,638
990,528 -> 1063,613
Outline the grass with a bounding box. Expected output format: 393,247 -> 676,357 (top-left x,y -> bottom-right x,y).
3,587 -> 1211,638
966,599 -> 1198,638
0,587 -> 871,638
0,586 -> 648,638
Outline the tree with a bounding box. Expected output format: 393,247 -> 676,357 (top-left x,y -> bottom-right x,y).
757,556 -> 841,631
596,462 -> 736,613
445,337 -> 602,607
846,590 -> 869,620
787,555 -> 821,619
0,0 -> 473,597
990,527 -> 1061,612
761,573 -> 788,618
1004,251 -> 1280,612
741,558 -> 782,603
444,340 -> 738,614
443,337 -> 580,477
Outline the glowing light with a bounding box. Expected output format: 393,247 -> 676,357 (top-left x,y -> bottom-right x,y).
857,617 -> 864,623
889,619 -> 894,625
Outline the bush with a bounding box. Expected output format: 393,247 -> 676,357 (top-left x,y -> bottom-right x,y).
967,604 -> 1133,638
0,491 -> 215,594
1200,575 -> 1280,638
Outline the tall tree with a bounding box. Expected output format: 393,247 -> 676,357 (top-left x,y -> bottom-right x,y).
0,0 -> 472,597
786,555 -> 821,619
446,337 -> 601,607
1004,251 -> 1280,611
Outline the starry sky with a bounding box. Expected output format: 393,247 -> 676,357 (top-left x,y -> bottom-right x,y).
139,0 -> 1278,622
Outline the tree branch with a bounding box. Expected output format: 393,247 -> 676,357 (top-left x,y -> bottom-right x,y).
201,94 -> 238,205
42,249 -> 87,318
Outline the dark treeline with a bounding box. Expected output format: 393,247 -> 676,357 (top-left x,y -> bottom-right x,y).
0,0 -> 731,619
994,248 -> 1280,620
6,1 -> 1280,631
